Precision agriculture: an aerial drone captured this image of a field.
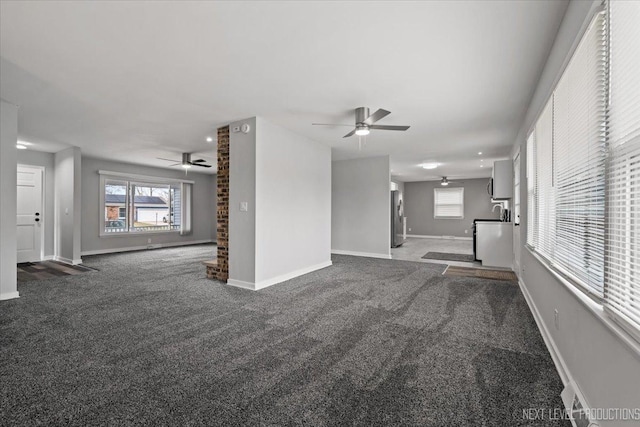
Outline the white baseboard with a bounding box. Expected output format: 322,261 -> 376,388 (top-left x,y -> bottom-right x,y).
227,260 -> 333,291
331,249 -> 392,259
0,291 -> 20,301
42,255 -> 54,261
53,256 -> 83,265
81,239 -> 214,256
406,234 -> 473,241
226,279 -> 257,290
517,278 -> 570,386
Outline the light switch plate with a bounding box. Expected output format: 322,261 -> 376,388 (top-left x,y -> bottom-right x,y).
240,202 -> 248,212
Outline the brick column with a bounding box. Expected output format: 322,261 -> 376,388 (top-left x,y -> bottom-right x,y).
216,126 -> 230,281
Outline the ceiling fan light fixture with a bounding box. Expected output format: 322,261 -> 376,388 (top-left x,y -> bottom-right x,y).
355,125 -> 369,136
181,163 -> 191,169
441,177 -> 449,186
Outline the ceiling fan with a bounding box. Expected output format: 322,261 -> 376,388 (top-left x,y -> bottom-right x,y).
157,153 -> 212,169
440,176 -> 463,186
313,107 -> 410,138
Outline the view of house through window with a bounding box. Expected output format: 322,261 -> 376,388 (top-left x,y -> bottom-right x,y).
103,179 -> 182,234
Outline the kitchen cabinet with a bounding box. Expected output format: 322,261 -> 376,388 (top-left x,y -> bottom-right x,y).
491,160 -> 513,200
476,221 -> 513,268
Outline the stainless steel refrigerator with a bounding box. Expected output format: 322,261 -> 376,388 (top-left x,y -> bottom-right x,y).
391,190 -> 405,248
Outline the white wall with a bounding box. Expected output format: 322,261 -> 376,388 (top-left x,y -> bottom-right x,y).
254,117 -> 332,285
17,150 -> 55,258
0,100 -> 19,300
332,156 -> 391,259
228,117 -> 332,289
81,157 -> 216,255
54,147 -> 82,264
514,1 -> 640,424
229,118 -> 257,284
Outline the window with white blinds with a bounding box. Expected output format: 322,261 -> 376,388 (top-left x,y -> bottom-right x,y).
525,10 -> 607,297
605,0 -> 640,336
552,11 -> 607,295
536,97 -> 556,261
526,132 -> 537,247
434,188 -> 464,219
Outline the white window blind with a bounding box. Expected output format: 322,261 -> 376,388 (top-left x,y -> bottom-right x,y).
527,132 -> 537,247
605,0 -> 640,335
551,11 -> 607,295
434,188 -> 464,219
536,97 -> 555,260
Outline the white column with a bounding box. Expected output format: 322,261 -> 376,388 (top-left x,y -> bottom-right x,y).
0,100 -> 19,300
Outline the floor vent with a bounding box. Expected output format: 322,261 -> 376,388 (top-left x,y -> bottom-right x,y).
561,383 -> 596,427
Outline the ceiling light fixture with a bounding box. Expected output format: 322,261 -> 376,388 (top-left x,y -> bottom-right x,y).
478,151 -> 483,155
206,136 -> 213,142
16,144 -> 27,150
421,162 -> 439,170
441,177 -> 449,186
355,124 -> 370,136
181,164 -> 191,169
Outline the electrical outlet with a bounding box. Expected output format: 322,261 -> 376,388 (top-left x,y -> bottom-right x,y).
464,229 -> 468,234
554,309 -> 559,330
408,228 -> 411,232
147,238 -> 152,244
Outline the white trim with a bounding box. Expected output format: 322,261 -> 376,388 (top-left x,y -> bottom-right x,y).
331,249 -> 392,259
226,279 -> 256,290
406,234 -> 473,241
53,255 -> 83,265
0,291 -> 20,301
227,260 -> 333,291
42,255 -> 54,261
81,239 -> 214,256
517,277 -> 570,385
98,170 -> 195,184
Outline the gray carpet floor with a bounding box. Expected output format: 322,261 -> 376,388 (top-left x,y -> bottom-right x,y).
1,244 -> 568,426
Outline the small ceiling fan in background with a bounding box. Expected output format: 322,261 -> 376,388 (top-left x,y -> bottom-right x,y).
157,153 -> 212,170
440,176 -> 463,186
313,107 -> 410,138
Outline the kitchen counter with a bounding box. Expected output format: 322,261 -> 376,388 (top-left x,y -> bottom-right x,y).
475,221 -> 513,268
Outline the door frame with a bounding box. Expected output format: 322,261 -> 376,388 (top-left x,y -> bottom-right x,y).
17,164 -> 46,262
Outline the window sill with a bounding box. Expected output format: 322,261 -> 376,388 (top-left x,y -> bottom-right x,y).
525,247 -> 640,360
99,230 -> 181,238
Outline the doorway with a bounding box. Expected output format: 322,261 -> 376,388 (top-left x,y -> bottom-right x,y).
17,165 -> 44,263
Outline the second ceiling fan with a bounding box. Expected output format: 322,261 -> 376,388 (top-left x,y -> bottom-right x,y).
313,107 -> 410,138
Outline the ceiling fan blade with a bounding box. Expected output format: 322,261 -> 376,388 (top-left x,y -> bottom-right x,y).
168,163 -> 181,167
191,159 -> 206,163
190,163 -> 212,168
157,157 -> 180,162
343,129 -> 356,138
363,109 -> 391,125
312,123 -> 354,127
369,125 -> 410,131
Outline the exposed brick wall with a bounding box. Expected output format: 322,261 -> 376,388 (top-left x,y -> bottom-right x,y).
216,126 -> 230,282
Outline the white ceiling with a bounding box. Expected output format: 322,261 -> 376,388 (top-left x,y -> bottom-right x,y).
0,1 -> 568,180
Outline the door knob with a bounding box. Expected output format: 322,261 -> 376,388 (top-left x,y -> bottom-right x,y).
35,218 -> 40,222
35,213 -> 40,216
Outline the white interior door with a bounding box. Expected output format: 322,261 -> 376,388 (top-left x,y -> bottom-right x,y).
17,165 -> 43,263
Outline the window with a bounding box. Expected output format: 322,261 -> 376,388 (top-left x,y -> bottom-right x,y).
100,172 -> 193,236
434,187 -> 464,219
604,0 -> 640,336
525,1 -> 640,337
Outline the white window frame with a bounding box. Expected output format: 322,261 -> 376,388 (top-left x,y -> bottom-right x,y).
433,187 -> 464,219
99,171 -> 193,237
